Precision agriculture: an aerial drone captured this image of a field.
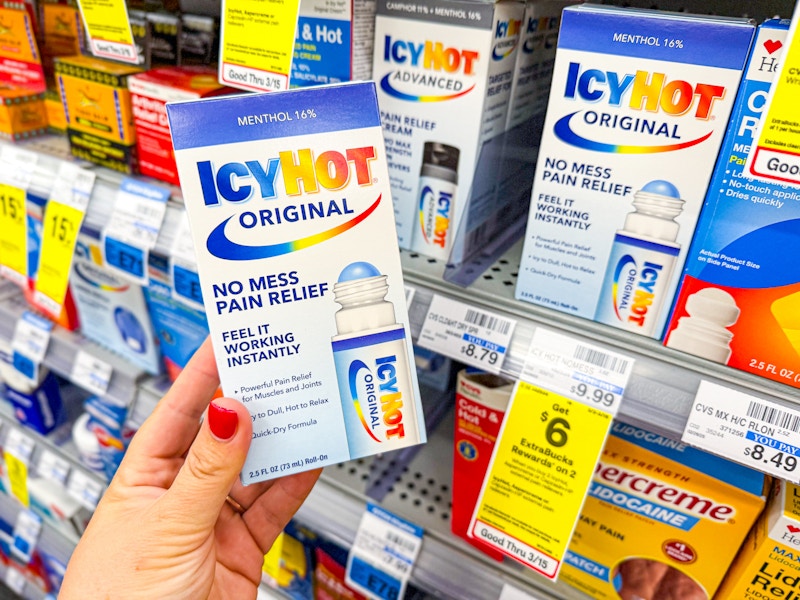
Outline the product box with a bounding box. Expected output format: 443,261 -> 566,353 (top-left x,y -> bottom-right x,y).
291,0 -> 374,88
43,89 -> 67,134
451,368 -> 512,561
166,82 -> 425,484
55,54 -> 142,172
39,4 -> 84,84
372,0 -> 525,260
715,479 -> 800,599
665,20 -> 800,387
561,422 -> 767,600
515,5 -> 755,339
129,66 -> 236,186
180,14 -> 218,65
70,235 -> 162,375
0,6 -> 45,92
0,85 -> 48,141
146,251 -> 210,381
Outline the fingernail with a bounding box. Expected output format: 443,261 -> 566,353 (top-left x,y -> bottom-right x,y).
208,402 -> 238,440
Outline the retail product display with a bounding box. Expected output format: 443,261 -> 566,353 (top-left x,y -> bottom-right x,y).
451,368 -> 512,560
128,65 -> 236,186
54,54 -> 142,172
515,5 -> 755,339
0,87 -> 47,141
716,479 -> 800,599
372,0 -> 525,260
0,5 -> 45,92
167,82 -> 425,483
292,0 -> 375,88
666,19 -> 800,389
561,422 -> 767,600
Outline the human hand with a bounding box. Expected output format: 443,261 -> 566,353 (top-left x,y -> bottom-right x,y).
59,338 -> 321,600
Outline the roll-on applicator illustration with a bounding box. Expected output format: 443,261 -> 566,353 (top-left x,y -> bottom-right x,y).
114,306 -> 147,353
666,287 -> 740,364
331,262 -> 420,458
771,291 -> 800,360
595,180 -> 685,337
410,142 -> 459,260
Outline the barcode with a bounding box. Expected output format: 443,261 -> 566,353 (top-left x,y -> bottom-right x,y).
464,309 -> 511,335
746,401 -> 800,433
574,345 -> 629,375
386,531 -> 417,554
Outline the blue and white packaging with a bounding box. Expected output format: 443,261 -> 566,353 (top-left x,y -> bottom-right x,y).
166,82 -> 425,484
291,0 -> 374,88
372,0 -> 525,261
515,5 -> 755,338
69,235 -> 162,375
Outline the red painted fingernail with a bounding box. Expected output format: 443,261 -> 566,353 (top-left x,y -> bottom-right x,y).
208,402 -> 238,440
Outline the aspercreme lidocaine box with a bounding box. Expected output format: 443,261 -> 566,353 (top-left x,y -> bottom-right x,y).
515,5 -> 754,339
561,422 -> 767,600
166,82 -> 425,484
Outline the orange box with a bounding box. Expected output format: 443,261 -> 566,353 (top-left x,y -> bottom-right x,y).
0,6 -> 45,91
55,55 -> 142,172
40,4 -> 85,83
0,85 -> 47,140
43,90 -> 67,133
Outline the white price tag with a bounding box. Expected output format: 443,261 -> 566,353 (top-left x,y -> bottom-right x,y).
5,428 -> 35,464
67,469 -> 105,510
683,381 -> 800,481
105,178 -> 170,250
4,566 -> 25,594
49,163 -> 96,212
418,295 -> 516,374
520,328 -> 634,417
71,350 -> 113,397
170,210 -> 199,266
0,146 -> 37,190
404,285 -> 415,310
345,503 -> 423,600
103,178 -> 170,284
11,509 -> 41,563
11,311 -> 53,384
37,450 -> 70,485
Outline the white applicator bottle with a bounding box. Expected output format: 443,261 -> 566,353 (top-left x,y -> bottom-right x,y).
666,287 -> 740,364
595,180 -> 685,337
331,261 -> 421,458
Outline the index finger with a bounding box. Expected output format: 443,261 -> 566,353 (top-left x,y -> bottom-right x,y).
128,337 -> 221,460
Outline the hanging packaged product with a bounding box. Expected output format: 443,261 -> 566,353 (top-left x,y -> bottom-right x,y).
166,82 -> 425,484
54,55 -> 142,173
561,422 -> 768,600
372,0 -> 525,261
514,5 -> 755,339
665,19 -> 800,389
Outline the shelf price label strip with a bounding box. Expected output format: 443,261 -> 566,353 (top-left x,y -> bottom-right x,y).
417,294 -> 517,375
683,380 -> 800,482
0,147 -> 38,288
33,165 -> 97,318
103,178 -> 170,285
470,328 -> 633,581
345,503 -> 423,600
75,0 -> 139,63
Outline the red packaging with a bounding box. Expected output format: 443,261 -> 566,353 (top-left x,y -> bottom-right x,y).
128,67 -> 236,186
451,369 -> 513,561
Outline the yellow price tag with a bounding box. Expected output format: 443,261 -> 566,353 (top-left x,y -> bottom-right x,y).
262,531 -> 285,580
470,381 -> 612,580
0,183 -> 28,285
76,0 -> 138,63
35,200 -> 85,314
219,0 -> 301,92
3,452 -> 29,508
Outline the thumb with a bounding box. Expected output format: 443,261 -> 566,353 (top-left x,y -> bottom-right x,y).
162,398 -> 252,532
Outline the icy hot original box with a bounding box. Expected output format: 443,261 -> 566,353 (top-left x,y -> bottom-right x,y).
166,82 -> 426,484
